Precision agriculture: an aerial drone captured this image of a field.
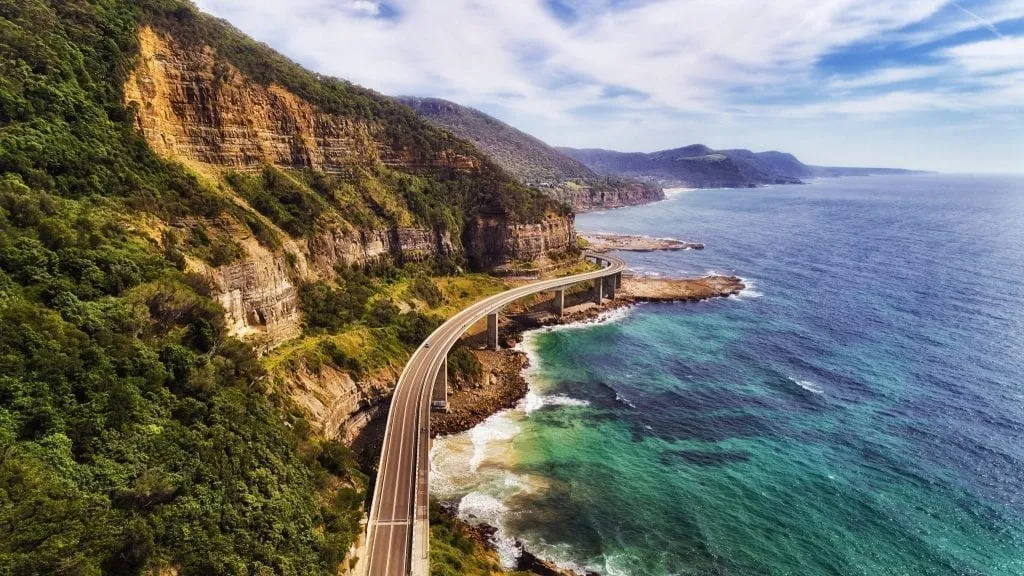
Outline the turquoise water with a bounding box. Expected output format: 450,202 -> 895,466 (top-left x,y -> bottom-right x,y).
431,175 -> 1024,575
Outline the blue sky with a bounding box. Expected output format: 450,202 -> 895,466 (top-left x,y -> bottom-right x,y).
194,0 -> 1023,172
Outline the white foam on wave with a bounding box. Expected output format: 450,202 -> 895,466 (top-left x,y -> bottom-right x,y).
726,275 -> 763,299
433,307 -> 644,574
455,493 -> 521,568
491,529 -> 522,569
523,392 -> 590,414
549,305 -> 636,332
458,491 -> 507,521
515,305 -> 635,395
663,186 -> 696,197
604,552 -> 645,576
790,377 -> 824,395
614,391 -> 637,409
468,411 -> 521,472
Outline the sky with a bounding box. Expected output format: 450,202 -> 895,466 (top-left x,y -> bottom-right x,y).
192,0 -> 1024,172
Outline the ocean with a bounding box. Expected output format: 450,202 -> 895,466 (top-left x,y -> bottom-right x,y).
430,174 -> 1024,576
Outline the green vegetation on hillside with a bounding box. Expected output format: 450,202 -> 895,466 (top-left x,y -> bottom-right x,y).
0,1 -> 362,573
226,166 -> 470,237
0,0 -> 575,574
399,97 -> 664,211
278,264 -> 492,386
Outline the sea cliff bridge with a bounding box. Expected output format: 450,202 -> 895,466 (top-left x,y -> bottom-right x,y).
362,253 -> 627,576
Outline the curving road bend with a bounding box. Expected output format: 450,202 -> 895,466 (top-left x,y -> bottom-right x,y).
362,253 -> 626,576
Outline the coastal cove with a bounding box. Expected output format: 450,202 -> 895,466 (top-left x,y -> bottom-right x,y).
429,175 -> 1024,576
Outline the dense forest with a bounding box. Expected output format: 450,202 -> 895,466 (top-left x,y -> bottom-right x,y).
0,0 -> 516,574
0,0 -> 368,573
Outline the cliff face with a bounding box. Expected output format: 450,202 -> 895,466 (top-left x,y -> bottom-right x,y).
289,365 -> 395,445
544,180 -> 664,212
183,218 -> 459,351
121,21 -> 584,455
467,214 -> 577,273
212,250 -> 302,347
125,27 -> 479,175
306,226 -> 456,274
125,25 -> 572,346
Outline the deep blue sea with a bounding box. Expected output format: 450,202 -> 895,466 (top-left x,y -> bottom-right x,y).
431,174 -> 1024,575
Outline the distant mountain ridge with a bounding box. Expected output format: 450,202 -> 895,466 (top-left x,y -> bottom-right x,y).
398,97 -> 664,211
398,96 -> 595,183
397,96 -> 923,198
559,146 -> 925,188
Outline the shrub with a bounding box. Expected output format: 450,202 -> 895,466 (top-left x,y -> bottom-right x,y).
409,275 -> 443,307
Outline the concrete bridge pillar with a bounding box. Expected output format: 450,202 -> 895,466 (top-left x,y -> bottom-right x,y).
605,276 -> 616,300
593,278 -> 604,304
431,356 -> 448,411
486,313 -> 499,349
553,289 -> 565,316
615,272 -> 622,289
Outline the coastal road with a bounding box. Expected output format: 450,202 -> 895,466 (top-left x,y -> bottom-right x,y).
363,252 -> 626,576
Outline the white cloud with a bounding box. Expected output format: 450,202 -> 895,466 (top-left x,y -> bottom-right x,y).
891,0 -> 1024,45
945,36 -> 1024,73
195,0 -> 952,112
192,0 -> 1024,171
828,66 -> 945,90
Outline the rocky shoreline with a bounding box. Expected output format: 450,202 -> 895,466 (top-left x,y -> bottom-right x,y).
430,349 -> 529,438
432,274 -> 743,438
440,502 -> 599,576
620,274 -> 744,302
582,232 -> 704,252
432,272 -> 744,575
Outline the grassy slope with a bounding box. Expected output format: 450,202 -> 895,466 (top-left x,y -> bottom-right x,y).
266,269 -> 509,393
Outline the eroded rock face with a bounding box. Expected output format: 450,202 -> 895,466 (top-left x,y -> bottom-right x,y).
123,27 -> 467,346
211,251 -> 301,348
306,227 -> 455,274
506,215 -> 576,261
186,221 -> 459,351
124,26 -> 481,175
467,213 -> 577,271
288,365 -> 396,444
544,181 -> 665,212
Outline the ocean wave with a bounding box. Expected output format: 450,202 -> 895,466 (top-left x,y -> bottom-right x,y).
516,307 -> 635,392
458,491 -> 507,521
523,392 -> 591,414
542,305 -> 636,332
663,186 -> 696,197
730,275 -> 763,299
789,377 -> 824,395
604,552 -> 645,576
456,493 -> 521,567
516,307 -> 635,378
468,411 -> 521,472
614,391 -> 637,409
